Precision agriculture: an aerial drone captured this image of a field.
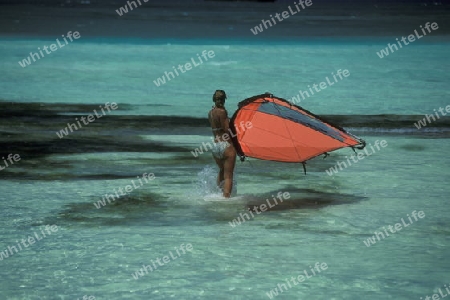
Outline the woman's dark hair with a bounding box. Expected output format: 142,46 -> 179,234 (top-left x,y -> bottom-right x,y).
213,90 -> 227,103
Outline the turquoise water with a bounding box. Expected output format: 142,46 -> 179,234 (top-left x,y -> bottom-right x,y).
0,38 -> 449,299
2,38 -> 449,116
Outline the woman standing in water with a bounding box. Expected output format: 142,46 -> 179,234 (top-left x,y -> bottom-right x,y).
208,90 -> 236,198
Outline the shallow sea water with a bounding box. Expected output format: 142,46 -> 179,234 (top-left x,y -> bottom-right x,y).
1,39 -> 449,117
0,133 -> 449,299
0,36 -> 449,299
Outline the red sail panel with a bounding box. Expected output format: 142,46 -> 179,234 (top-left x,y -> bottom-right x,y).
230,94 -> 365,163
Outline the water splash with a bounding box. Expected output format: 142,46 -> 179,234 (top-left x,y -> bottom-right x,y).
191,165 -> 237,199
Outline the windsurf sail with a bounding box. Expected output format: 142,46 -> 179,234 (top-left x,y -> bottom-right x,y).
229,93 -> 365,165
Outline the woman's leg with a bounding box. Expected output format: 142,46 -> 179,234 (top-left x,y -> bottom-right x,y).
222,146 -> 236,198
213,156 -> 224,187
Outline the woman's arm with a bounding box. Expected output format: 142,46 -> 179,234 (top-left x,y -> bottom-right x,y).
218,109 -> 230,133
